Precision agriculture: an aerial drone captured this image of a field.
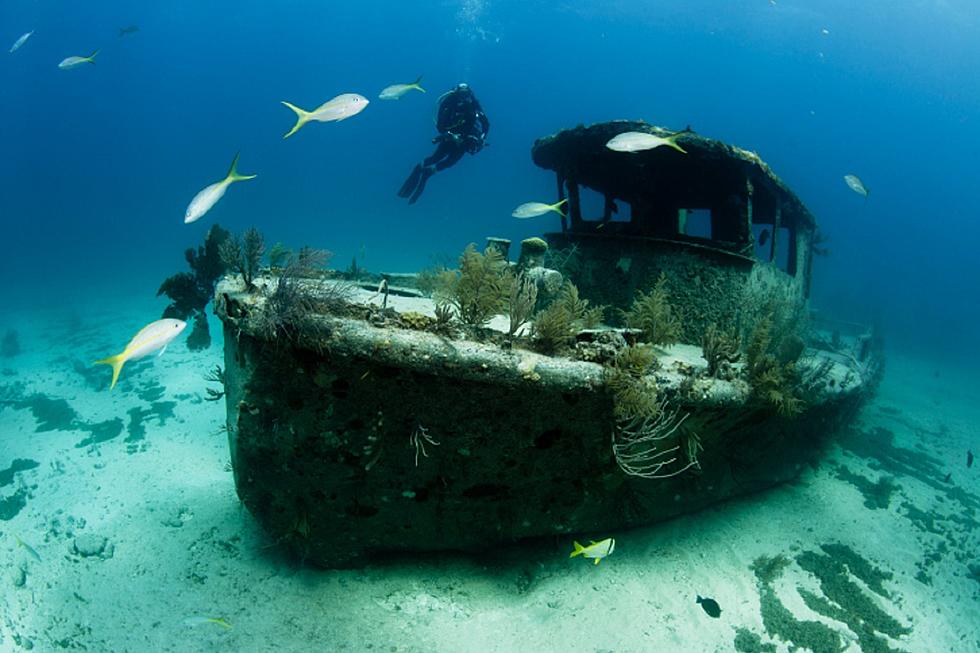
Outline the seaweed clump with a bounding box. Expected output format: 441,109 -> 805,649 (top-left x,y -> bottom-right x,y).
623,273 -> 681,347
795,545 -> 909,652
749,554 -> 844,653
530,283 -> 603,354
157,224 -> 232,350
1,329 -> 21,358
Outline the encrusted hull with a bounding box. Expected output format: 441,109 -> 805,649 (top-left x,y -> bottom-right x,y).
217,281 -> 875,568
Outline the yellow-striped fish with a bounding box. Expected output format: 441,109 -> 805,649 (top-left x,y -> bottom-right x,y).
606,130 -> 687,154
58,49 -> 99,70
569,537 -> 615,565
14,534 -> 41,562
184,153 -> 256,224
183,616 -> 232,629
280,93 -> 369,139
379,76 -> 426,100
512,199 -> 567,219
95,318 -> 187,390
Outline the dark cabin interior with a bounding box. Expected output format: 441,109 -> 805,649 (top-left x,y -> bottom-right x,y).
531,121 -> 817,280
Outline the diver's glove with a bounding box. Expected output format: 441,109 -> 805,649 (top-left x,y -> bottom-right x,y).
464,135 -> 485,154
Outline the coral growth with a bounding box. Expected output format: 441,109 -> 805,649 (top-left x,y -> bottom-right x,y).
604,344 -> 660,420
432,303 -> 454,332
508,272 -> 538,336
220,227 -> 265,291
415,265 -> 449,298
255,247 -> 349,344
203,365 -> 225,402
701,323 -> 741,379
517,237 -> 548,269
623,273 -> 681,347
267,242 -> 291,269
433,244 -> 512,328
185,313 -> 212,350
601,337 -> 699,479
157,224 -> 232,351
398,311 -> 433,331
745,315 -> 805,417
610,398 -> 695,479
531,283 -> 603,354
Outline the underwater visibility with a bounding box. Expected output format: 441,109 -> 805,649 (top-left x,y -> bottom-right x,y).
2,2 -> 979,651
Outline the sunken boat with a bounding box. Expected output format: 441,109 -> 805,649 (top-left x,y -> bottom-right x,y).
215,120 -> 881,567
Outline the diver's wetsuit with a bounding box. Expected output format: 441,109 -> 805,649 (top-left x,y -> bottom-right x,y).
398,84 -> 489,204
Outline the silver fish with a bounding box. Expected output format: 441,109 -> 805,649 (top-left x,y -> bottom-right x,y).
14,534 -> 41,562
184,153 -> 256,224
58,50 -> 99,70
95,318 -> 187,390
9,31 -> 34,54
512,200 -> 567,219
843,174 -> 869,197
379,76 -> 425,100
280,93 -> 370,139
606,130 -> 687,154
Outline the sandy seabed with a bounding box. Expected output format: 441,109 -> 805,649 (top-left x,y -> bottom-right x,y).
1,299 -> 978,653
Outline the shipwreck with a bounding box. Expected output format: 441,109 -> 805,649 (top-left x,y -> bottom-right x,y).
214,120 -> 881,567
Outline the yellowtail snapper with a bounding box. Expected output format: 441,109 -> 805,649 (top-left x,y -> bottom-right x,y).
95,318 -> 187,390
280,93 -> 370,139
512,199 -> 567,219
569,538 -> 615,564
379,76 -> 425,100
58,50 -> 99,70
184,153 -> 256,224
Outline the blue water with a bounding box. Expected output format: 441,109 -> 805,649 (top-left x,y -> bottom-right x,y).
2,2 -> 980,650
2,1 -> 978,364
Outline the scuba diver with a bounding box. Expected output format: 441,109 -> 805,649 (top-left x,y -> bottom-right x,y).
398,83 -> 489,204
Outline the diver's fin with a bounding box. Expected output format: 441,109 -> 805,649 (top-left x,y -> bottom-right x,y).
569,541 -> 585,558
408,166 -> 434,204
94,354 -> 126,391
281,101 -> 311,139
398,164 -> 423,198
413,75 -> 426,92
225,152 -> 257,183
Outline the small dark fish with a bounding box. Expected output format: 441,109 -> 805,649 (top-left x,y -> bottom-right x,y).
697,595 -> 721,618
118,25 -> 139,37
758,229 -> 770,247
968,450 -> 974,468
943,472 -> 952,483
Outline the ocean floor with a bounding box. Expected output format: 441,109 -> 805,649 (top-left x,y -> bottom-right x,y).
1,299 -> 978,652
